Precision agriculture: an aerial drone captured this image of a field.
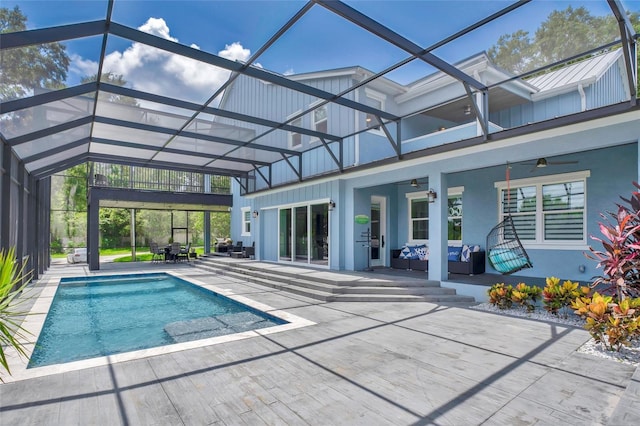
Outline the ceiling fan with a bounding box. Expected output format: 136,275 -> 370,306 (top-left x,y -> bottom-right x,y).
408,178 -> 428,188
520,157 -> 578,173
394,179 -> 428,187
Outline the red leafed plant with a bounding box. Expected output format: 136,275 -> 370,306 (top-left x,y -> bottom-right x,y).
586,182 -> 640,299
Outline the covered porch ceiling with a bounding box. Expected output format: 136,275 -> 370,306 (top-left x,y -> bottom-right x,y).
1,0 -> 637,189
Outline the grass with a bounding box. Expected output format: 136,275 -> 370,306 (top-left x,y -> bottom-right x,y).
51,247 -> 131,259
114,253 -> 153,262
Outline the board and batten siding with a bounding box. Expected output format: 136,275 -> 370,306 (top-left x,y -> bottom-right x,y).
221,74 -> 362,189
587,60 -> 629,108
490,57 -> 628,129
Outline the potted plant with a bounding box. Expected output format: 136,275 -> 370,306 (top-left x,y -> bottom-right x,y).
0,247 -> 33,381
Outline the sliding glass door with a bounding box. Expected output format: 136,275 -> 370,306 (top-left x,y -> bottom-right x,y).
294,206 -> 308,263
279,203 -> 329,266
279,208 -> 292,261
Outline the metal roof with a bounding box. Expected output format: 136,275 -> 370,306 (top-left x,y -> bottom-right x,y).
528,49 -> 624,93
1,0 -> 637,190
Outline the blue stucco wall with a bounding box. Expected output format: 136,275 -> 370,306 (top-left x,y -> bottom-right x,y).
388,144 -> 637,282
235,141 -> 637,285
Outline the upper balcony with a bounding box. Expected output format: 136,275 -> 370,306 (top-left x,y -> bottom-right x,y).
90,163 -> 231,195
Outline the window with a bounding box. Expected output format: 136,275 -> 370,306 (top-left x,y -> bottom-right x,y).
495,171 -> 589,248
241,207 -> 251,236
448,189 -> 463,242
407,188 -> 464,243
364,88 -> 386,134
410,197 -> 429,240
288,114 -> 302,149
313,105 -> 327,134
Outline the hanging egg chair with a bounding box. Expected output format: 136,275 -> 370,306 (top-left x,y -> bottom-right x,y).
486,164 -> 533,275
486,215 -> 532,274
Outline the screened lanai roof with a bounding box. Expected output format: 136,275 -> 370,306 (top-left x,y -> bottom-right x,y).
1,0 -> 638,189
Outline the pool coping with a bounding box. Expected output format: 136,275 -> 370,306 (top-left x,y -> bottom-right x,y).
3,270 -> 315,383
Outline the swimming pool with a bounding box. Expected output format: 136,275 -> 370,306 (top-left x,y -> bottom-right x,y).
28,273 -> 287,368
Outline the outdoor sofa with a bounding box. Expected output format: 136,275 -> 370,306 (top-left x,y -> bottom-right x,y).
391,244 -> 485,275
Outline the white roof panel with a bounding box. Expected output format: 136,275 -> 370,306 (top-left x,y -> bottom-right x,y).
527,49 -> 623,92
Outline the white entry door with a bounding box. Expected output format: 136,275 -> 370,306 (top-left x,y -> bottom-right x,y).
370,195 -> 386,268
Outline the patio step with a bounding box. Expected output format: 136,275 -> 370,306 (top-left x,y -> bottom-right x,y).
194,257 -> 475,303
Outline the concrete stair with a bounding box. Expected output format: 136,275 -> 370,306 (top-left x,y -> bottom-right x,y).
193,256 -> 475,303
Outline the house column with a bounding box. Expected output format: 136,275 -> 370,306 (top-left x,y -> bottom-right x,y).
428,172 -> 448,282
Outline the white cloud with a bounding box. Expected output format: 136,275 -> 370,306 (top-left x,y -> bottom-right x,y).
68,18 -> 254,105
218,42 -> 251,62
69,54 -> 98,81
138,17 -> 177,42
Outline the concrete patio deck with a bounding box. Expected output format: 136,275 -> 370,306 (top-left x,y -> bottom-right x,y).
0,260 -> 637,425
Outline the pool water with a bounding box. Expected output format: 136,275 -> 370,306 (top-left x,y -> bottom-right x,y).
28,273 -> 286,368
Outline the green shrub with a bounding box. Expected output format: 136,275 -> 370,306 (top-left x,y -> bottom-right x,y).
511,282 -> 542,312
572,292 -> 640,351
488,283 -> 513,310
542,277 -> 589,318
0,247 -> 33,381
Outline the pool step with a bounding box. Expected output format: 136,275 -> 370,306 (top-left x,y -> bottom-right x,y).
194,257 -> 475,303
164,313 -> 276,343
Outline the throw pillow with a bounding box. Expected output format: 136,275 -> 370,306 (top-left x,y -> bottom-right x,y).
414,245 -> 428,260
399,245 -> 412,259
460,244 -> 471,262
447,246 -> 462,261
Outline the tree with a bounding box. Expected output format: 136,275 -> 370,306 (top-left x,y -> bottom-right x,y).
81,71 -> 139,106
0,6 -> 70,101
534,6 -> 609,66
488,30 -> 535,75
99,208 -> 133,249
210,211 -> 231,240
489,5 -> 639,96
51,165 -> 88,247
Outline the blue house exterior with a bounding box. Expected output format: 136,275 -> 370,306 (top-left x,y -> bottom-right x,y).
222,49 -> 639,291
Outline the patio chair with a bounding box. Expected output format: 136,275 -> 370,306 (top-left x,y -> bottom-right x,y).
150,242 -> 164,263
243,242 -> 255,259
177,243 -> 191,262
486,216 -> 532,275
168,242 -> 181,262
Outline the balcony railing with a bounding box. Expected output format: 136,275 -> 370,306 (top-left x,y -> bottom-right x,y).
90,163 -> 231,195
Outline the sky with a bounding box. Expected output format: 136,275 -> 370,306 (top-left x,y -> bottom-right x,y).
5,0 -> 640,104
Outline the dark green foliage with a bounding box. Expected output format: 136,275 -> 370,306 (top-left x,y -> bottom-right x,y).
488,5 -> 640,96
0,6 -> 70,101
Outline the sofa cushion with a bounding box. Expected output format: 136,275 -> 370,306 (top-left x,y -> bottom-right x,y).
460,244 -> 481,262
398,245 -> 412,259
399,244 -> 427,260
488,248 -> 529,273
415,245 -> 429,260
447,246 -> 462,261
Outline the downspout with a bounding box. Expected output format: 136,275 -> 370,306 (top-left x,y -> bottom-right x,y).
354,86 -> 360,166
578,83 -> 586,111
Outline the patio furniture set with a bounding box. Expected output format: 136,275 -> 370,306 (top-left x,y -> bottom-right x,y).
150,242 -> 193,263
